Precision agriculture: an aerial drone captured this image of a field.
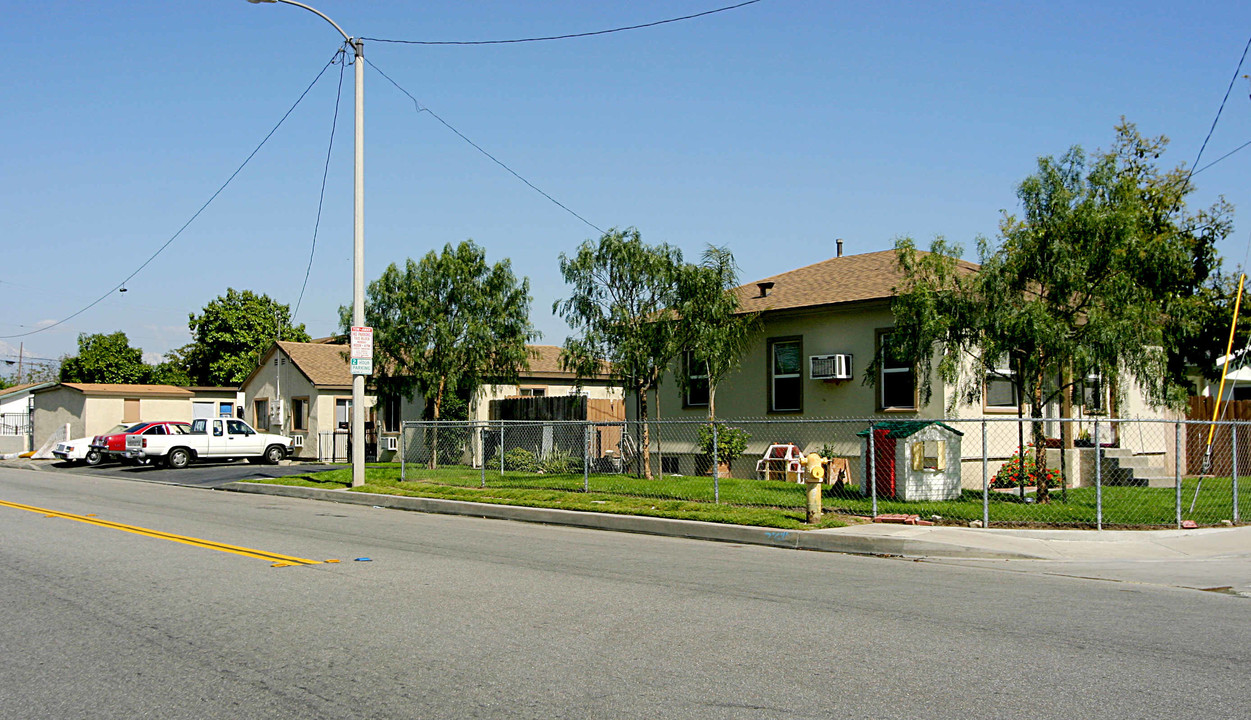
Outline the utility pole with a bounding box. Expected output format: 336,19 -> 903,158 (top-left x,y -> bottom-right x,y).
248,0 -> 367,487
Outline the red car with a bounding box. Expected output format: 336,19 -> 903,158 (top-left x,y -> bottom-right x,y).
90,421 -> 191,463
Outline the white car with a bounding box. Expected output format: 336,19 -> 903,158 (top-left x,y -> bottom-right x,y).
52,424 -> 128,466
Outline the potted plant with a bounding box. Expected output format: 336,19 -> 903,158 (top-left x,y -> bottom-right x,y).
698,423 -> 750,476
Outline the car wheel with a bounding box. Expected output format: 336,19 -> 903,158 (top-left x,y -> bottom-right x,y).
84,449 -> 102,466
263,445 -> 285,465
168,448 -> 191,470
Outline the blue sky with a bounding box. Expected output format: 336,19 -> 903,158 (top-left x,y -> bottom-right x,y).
3,1 -> 1250,372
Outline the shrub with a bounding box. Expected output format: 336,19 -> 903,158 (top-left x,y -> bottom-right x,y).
697,424 -> 751,469
503,447 -> 538,472
992,445 -> 1064,489
538,448 -> 581,475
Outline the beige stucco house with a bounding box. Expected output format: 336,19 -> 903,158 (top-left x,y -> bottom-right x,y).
241,341 -> 386,462
469,345 -> 625,422
31,383 -> 195,453
639,248 -> 1181,487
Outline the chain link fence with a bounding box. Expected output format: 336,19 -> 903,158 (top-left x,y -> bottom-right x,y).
396,417 -> 1249,528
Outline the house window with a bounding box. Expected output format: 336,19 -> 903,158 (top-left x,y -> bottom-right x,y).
1081,374 -> 1106,414
984,361 -> 1018,409
336,398 -> 351,430
382,396 -> 401,433
768,337 -> 803,413
683,351 -> 709,407
254,399 -> 269,431
518,387 -> 547,397
877,331 -> 916,410
291,397 -> 308,432
123,398 -> 140,423
219,402 -> 233,419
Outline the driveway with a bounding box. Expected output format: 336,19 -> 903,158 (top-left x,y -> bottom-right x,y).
35,459 -> 344,489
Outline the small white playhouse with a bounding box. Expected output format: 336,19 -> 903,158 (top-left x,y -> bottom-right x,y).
857,421 -> 964,502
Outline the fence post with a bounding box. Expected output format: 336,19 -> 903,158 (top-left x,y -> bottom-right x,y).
869,423 -> 878,519
500,422 -> 505,476
1095,419 -> 1102,530
982,418 -> 989,528
1234,420 -> 1241,524
1175,420 -> 1183,529
400,424 -> 406,481
583,422 -> 591,493
480,425 -> 486,489
712,422 -> 720,504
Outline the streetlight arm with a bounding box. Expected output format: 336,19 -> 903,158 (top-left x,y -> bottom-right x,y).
247,0 -> 352,44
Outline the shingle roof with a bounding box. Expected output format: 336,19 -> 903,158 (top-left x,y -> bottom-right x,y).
52,383 -> 194,398
522,345 -> 612,379
277,341 -> 353,388
855,420 -> 965,438
734,249 -> 979,314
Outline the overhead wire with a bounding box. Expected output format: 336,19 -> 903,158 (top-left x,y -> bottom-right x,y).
0,48 -> 343,340
361,0 -> 764,46
366,58 -> 604,235
292,45 -> 348,323
1182,32 -> 1251,192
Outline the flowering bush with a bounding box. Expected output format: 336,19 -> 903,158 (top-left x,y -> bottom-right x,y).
992,445 -> 1064,489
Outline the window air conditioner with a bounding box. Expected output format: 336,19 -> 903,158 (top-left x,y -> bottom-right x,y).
384,435 -> 399,452
810,353 -> 853,381
292,434 -> 305,448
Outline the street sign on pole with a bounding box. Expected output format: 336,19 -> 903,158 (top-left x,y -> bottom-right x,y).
350,326 -> 373,376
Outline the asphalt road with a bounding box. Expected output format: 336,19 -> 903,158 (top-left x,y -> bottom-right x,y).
1,466 -> 1248,719
40,458 -> 344,488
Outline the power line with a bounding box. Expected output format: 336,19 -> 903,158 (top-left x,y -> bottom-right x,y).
1192,138 -> 1251,176
1183,32 -> 1251,191
293,46 -> 348,323
366,58 -> 604,235
0,49 -> 343,341
361,0 -> 764,46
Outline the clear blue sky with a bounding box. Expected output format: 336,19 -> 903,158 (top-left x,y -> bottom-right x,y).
3,1 -> 1250,372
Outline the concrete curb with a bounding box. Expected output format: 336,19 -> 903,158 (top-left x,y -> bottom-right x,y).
217,482 -> 1045,560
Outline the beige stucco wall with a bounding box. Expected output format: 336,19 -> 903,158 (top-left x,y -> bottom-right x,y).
32,389 -> 193,450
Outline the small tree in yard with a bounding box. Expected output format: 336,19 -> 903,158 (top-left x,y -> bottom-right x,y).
352,240 -> 535,468
675,245 -> 760,424
554,228 -> 683,479
883,121 -> 1230,504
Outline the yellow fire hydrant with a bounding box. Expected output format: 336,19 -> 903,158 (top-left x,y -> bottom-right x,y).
803,452 -> 824,523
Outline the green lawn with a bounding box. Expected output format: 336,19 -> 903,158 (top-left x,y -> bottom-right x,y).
250,464 -> 1250,529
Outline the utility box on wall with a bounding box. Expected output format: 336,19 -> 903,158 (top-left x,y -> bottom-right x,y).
857,421 -> 964,502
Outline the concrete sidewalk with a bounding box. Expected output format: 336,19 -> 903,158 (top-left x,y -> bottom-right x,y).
219,481 -> 1251,562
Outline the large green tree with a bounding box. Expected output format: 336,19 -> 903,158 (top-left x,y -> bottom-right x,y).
884,121 -> 1230,503
184,289 -> 310,386
59,331 -> 150,384
353,240 -> 535,466
555,228 -> 684,479
675,245 -> 759,422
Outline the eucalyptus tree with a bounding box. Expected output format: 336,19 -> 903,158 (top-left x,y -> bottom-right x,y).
555,228 -> 683,479
354,240 -> 535,468
884,121 -> 1230,503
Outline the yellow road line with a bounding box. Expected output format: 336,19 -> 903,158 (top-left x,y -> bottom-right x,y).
0,499 -> 323,567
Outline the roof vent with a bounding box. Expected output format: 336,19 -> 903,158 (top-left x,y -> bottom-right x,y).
757,281 -> 775,298
837,238 -> 843,257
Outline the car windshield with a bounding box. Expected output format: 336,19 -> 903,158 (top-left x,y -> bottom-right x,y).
104,424 -> 129,435
124,423 -> 149,433
170,424 -> 189,435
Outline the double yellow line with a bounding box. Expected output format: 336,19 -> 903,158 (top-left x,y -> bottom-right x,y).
0,499 -> 333,568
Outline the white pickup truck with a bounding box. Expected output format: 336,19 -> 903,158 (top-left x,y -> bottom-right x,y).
126,418 -> 293,469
